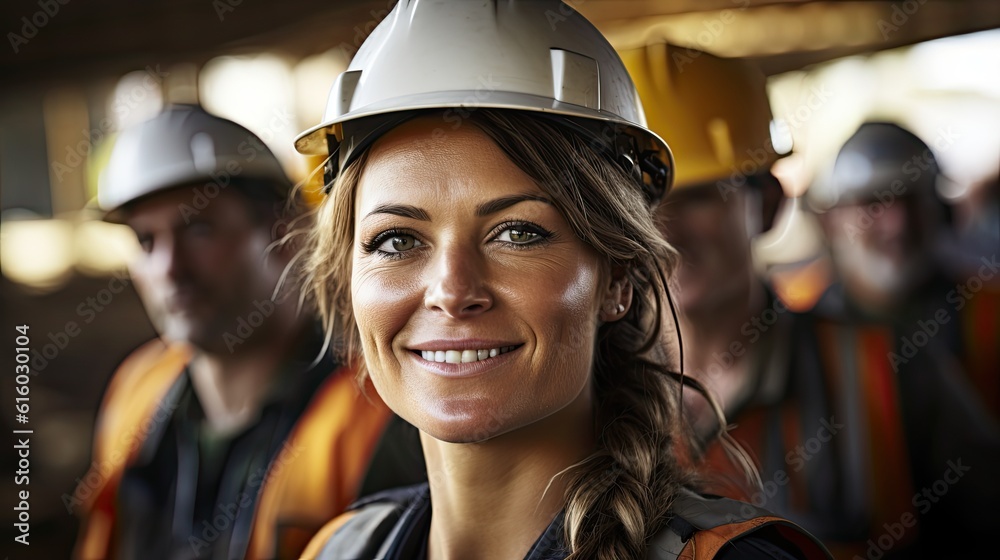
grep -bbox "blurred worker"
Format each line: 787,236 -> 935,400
622,44 -> 1000,558
619,42 -> 787,422
807,122 -> 952,318
950,171 -> 998,263
946,172 -> 1000,415
809,122 -> 1000,419
70,104 -> 416,560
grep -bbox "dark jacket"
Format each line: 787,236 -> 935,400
697,284 -> 1000,558
300,483 -> 832,559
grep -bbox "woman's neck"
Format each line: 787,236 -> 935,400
421,384 -> 595,560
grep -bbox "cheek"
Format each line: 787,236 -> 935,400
554,260 -> 601,320
521,256 -> 601,419
127,261 -> 157,299
826,209 -> 859,243
502,253 -> 602,363
200,233 -> 270,285
351,255 -> 423,361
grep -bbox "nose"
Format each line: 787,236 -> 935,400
870,201 -> 911,241
423,243 -> 493,318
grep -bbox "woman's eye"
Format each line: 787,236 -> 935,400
496,227 -> 542,244
377,234 -> 422,253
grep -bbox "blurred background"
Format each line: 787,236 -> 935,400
1,0 -> 998,557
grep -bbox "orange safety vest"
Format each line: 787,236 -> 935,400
957,286 -> 1000,419
71,339 -> 392,560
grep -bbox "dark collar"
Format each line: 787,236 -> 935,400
362,483 -> 570,559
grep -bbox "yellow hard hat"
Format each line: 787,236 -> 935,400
619,43 -> 782,189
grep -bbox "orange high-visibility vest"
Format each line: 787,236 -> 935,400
957,286 -> 1000,419
72,339 -> 392,560
699,320 -> 919,560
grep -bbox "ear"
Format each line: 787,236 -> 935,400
270,215 -> 290,241
598,266 -> 633,322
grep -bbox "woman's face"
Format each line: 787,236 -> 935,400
351,118 -> 610,443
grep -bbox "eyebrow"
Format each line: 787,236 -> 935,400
363,194 -> 552,222
476,194 -> 551,217
364,204 -> 431,221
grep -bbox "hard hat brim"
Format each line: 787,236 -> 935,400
293,90 -> 671,165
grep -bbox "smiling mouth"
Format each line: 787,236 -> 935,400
411,345 -> 522,364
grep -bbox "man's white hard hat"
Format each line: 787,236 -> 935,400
98,104 -> 291,223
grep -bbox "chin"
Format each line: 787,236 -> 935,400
167,324 -> 221,352
410,403 -> 523,445
424,429 -> 495,445
159,322 -> 192,344
424,424 -> 510,445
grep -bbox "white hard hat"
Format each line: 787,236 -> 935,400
98,104 -> 292,223
294,0 -> 673,202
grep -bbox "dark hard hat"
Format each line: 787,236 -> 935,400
808,121 -> 941,211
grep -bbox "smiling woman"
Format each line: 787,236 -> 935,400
349,116 -> 617,448
292,1 -> 833,559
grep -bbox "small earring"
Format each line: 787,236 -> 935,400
617,304 -> 625,314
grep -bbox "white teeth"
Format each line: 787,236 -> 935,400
418,346 -> 514,363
